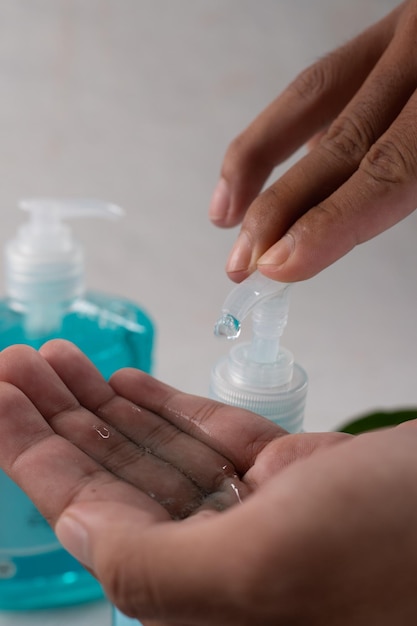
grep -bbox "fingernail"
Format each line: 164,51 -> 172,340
56,513 -> 93,570
226,230 -> 253,274
258,234 -> 294,268
209,177 -> 230,223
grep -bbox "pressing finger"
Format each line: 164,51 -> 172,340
209,6 -> 397,230
226,14 -> 417,282
259,88 -> 417,281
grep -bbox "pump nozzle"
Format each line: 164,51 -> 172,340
214,271 -> 290,364
214,270 -> 288,334
210,271 -> 307,432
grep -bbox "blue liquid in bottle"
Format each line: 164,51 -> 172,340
0,199 -> 155,610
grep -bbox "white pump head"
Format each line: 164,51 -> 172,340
210,270 -> 307,432
5,198 -> 124,333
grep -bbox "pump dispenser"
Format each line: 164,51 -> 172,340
210,271 -> 307,433
5,198 -> 123,337
0,198 -> 155,610
0,198 -> 154,375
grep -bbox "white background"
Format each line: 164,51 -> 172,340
0,0 -> 411,624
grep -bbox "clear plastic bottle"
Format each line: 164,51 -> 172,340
210,271 -> 307,433
0,198 -> 155,610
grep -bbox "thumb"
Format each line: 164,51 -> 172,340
55,501 -> 239,624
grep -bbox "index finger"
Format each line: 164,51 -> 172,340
258,90 -> 417,281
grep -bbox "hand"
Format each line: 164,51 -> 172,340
0,341 -> 417,625
209,0 -> 417,282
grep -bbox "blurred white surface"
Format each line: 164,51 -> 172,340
0,0 -> 410,624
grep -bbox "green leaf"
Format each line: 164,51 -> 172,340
338,408 -> 417,435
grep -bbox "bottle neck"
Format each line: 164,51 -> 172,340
7,290 -> 84,339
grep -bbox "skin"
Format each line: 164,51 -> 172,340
0,340 -> 417,625
1,3 -> 417,624
209,0 -> 417,283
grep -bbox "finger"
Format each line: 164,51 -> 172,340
244,431 -> 351,489
258,88 -> 417,281
0,346 -> 140,496
41,341 -> 251,510
226,16 -> 417,282
3,344 -> 214,517
0,344 -> 82,417
96,393 -> 251,510
55,500 -> 258,623
109,367 -> 283,475
57,428 -> 417,624
0,381 -> 167,528
209,7 -> 398,229
306,128 -> 328,151
37,339 -> 116,413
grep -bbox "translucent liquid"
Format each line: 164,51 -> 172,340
0,291 -> 154,610
214,313 -> 241,340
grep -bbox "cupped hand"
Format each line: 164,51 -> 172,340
1,340 -> 417,625
209,0 -> 417,282
0,339 -> 344,624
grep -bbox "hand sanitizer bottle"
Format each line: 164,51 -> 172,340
0,198 -> 155,610
210,271 -> 307,433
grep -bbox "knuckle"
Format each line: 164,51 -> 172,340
297,199 -> 359,249
223,133 -> 275,192
320,112 -> 374,164
226,132 -> 248,162
258,185 -> 281,212
185,400 -> 223,432
396,4 -> 417,40
289,64 -> 326,103
244,185 -> 288,235
360,136 -> 417,185
240,188 -> 278,232
305,200 -> 348,235
224,132 -> 260,175
289,53 -> 338,102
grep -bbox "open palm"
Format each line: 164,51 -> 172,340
0,340 -> 346,528
7,341 -> 410,626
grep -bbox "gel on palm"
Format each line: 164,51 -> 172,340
210,271 -> 307,432
0,198 -> 155,610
